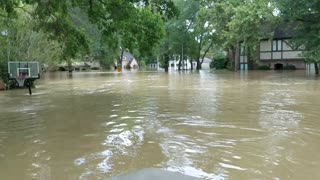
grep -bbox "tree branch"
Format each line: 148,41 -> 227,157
201,40 -> 214,64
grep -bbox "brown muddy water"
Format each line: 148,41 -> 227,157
0,70 -> 320,180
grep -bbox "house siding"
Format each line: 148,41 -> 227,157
260,40 -> 272,52
255,38 -> 305,69
283,40 -> 292,51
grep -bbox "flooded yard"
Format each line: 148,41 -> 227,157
1,70 -> 320,179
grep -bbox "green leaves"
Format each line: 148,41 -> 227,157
0,0 -> 170,69
0,12 -> 63,67
275,0 -> 320,63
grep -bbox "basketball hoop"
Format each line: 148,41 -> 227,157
8,61 -> 40,95
15,75 -> 27,87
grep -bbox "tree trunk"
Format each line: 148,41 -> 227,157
196,47 -> 202,70
227,47 -> 235,70
235,42 -> 240,71
164,54 -> 169,72
196,59 -> 201,70
315,62 -> 319,75
67,60 -> 73,73
190,59 -> 194,70
178,55 -> 182,71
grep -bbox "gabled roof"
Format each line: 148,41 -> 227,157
123,51 -> 135,62
262,22 -> 301,39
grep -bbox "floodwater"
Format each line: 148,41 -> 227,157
1,70 -> 320,180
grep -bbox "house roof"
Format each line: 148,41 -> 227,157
262,22 -> 301,39
123,51 -> 135,62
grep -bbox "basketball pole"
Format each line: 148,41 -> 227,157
28,79 -> 32,95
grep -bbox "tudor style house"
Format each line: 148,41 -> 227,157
238,23 -> 306,70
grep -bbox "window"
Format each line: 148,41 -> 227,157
277,40 -> 282,50
272,40 -> 282,51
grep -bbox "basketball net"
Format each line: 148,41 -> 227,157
15,75 -> 28,87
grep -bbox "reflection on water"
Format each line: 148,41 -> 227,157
1,70 -> 320,179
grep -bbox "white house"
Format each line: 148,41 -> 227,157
169,57 -> 212,71
114,51 -> 139,70
147,61 -> 160,70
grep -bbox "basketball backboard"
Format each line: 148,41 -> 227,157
8,61 -> 40,79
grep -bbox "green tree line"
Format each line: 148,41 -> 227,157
0,0 -> 319,78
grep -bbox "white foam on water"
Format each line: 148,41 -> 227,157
233,156 -> 242,159
110,128 -> 124,133
97,150 -> 113,173
185,149 -> 199,153
32,163 -> 40,168
121,116 -> 145,119
105,122 -> 116,126
110,115 -> 118,118
74,157 -> 86,166
97,158 -> 112,173
118,131 -> 134,146
114,123 -> 127,127
133,128 -> 145,143
100,150 -> 113,157
219,163 -> 246,171
103,131 -> 133,147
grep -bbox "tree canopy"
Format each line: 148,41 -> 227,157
1,0 -> 319,75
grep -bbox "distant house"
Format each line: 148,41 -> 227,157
115,51 -> 139,70
169,57 -> 212,71
237,23 -> 306,70
169,59 -> 195,71
201,57 -> 213,70
147,61 -> 160,70
85,61 -> 101,69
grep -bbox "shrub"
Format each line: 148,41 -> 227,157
91,67 -> 100,70
284,64 -> 296,70
58,67 -> 66,71
210,58 -> 228,69
258,65 -> 271,70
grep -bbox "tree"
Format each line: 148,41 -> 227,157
192,6 -> 218,70
0,7 -> 63,80
275,0 -> 320,74
0,0 -> 170,72
156,0 -> 221,71
0,1 -> 90,72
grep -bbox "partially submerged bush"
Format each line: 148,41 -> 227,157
258,65 -> 271,70
210,58 -> 228,69
91,67 -> 100,70
284,64 -> 296,70
58,67 -> 66,71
